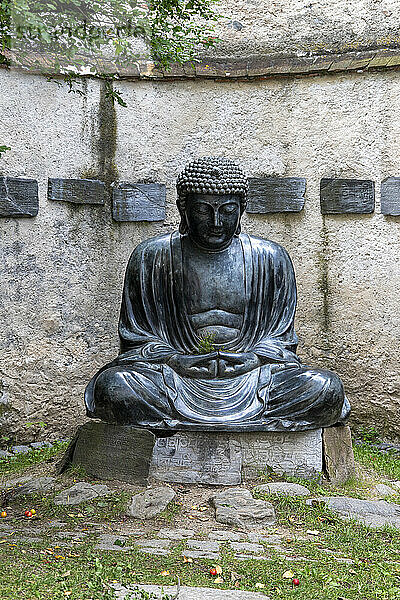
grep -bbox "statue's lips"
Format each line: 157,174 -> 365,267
206,230 -> 224,237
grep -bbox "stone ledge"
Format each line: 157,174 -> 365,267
3,47 -> 400,81
61,422 -> 355,486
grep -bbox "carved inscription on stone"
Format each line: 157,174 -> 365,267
381,177 -> 400,216
247,177 -> 306,213
150,432 -> 242,485
48,178 -> 106,205
150,430 -> 323,484
0,177 -> 39,217
320,179 -> 375,214
112,183 -> 166,222
72,421 -> 155,485
239,429 -> 323,479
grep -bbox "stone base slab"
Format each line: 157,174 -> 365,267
149,429 -> 323,484
60,422 -> 355,486
58,421 -> 155,486
323,426 -> 356,484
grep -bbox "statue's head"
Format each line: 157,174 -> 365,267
176,157 -> 248,251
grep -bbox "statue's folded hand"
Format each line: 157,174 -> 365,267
167,352 -> 219,379
217,351 -> 261,378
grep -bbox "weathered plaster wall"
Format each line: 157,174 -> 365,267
1,65 -> 400,441
214,0 -> 400,57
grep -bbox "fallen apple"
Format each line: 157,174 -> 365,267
292,578 -> 300,587
0,511 -> 7,518
209,568 -> 217,576
24,510 -> 32,518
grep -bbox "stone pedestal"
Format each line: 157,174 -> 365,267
150,429 -> 323,484
60,422 -> 355,485
149,433 -> 243,485
323,426 -> 355,484
58,421 -> 155,485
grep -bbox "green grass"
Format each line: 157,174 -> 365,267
1,514 -> 400,600
36,489 -> 132,523
0,440 -> 400,599
157,501 -> 183,524
0,441 -> 69,476
353,443 -> 400,480
1,491 -> 400,599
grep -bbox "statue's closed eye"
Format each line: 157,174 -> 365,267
221,204 -> 237,214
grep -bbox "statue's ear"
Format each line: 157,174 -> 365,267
179,216 -> 188,234
177,193 -> 188,234
235,202 -> 245,235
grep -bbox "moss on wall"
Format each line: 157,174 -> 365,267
317,217 -> 330,342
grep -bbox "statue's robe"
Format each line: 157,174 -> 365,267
85,232 -> 350,431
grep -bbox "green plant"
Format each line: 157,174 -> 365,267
196,331 -> 217,354
0,1 -> 222,84
0,440 -> 68,474
0,434 -> 12,449
0,145 -> 11,157
24,421 -> 47,429
353,442 -> 400,480
157,500 -> 182,523
65,462 -> 88,478
358,426 -> 380,444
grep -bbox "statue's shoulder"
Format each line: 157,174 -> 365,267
130,232 -> 173,259
243,233 -> 291,260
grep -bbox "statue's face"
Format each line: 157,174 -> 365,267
185,193 -> 242,251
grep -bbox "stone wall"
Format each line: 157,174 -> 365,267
214,0 -> 400,58
1,1 -> 400,442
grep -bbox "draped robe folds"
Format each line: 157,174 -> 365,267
85,232 -> 350,431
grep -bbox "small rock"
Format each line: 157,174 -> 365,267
234,553 -> 269,561
111,585 -> 270,600
3,477 -> 56,496
136,538 -> 171,556
0,450 -> 12,458
30,442 -> 53,449
54,482 -> 111,505
211,488 -> 276,530
208,530 -> 247,542
95,534 -> 132,551
186,540 -> 220,552
138,538 -> 171,548
15,535 -> 44,543
373,484 -> 397,496
157,528 -> 195,540
54,531 -> 87,540
230,542 -> 264,553
182,550 -> 220,560
138,547 -> 171,556
11,445 -> 31,455
247,533 -> 283,546
254,482 -> 310,497
127,486 -> 176,519
1,476 -> 30,489
307,496 -> 400,528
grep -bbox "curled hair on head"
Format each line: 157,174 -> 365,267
176,156 -> 248,235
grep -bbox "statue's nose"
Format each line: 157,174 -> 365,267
213,210 -> 222,227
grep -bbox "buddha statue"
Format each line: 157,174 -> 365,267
85,157 -> 350,431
